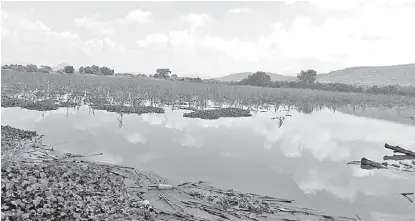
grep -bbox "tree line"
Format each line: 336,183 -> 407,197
2,64 -> 53,73
237,70 -> 415,97
79,65 -> 114,76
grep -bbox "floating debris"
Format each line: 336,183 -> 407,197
347,143 -> 415,204
2,125 -> 357,221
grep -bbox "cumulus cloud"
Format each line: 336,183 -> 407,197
137,33 -> 169,48
124,132 -> 147,144
297,168 -> 358,200
180,13 -> 211,32
3,2 -> 415,76
74,9 -> 150,35
134,2 -> 415,67
74,14 -> 115,35
126,9 -> 151,23
83,37 -> 126,54
19,19 -> 79,40
228,7 -> 252,14
306,0 -> 415,10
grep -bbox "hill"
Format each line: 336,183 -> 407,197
317,64 -> 415,86
215,72 -> 297,82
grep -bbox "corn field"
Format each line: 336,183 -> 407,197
2,70 -> 415,112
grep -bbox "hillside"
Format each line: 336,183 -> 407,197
317,64 -> 415,86
215,72 -> 297,82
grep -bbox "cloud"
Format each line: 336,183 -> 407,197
74,14 -> 115,35
200,36 -> 263,62
83,37 -> 125,54
20,19 -> 79,40
200,2 -> 415,66
228,7 -> 252,14
74,9 -> 150,35
179,130 -> 203,148
124,132 -> 147,144
306,0 -> 415,10
169,30 -> 194,48
126,9 -> 151,24
306,0 -> 359,10
137,33 -> 169,48
297,168 -> 358,200
180,13 -> 211,32
3,2 -> 415,76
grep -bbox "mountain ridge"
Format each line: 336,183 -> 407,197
214,64 -> 415,86
214,72 -> 297,82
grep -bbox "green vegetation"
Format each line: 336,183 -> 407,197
2,70 -> 415,115
64,66 -> 74,74
2,64 -> 49,73
39,65 -> 53,73
183,108 -> 252,119
297,69 -> 317,83
79,65 -> 114,75
154,68 -> 171,79
239,71 -> 271,87
237,70 -> 415,97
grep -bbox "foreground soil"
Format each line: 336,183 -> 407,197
1,125 -> 357,221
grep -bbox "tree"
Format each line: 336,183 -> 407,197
79,66 -> 84,74
64,66 -> 74,74
39,65 -> 52,73
155,68 -> 171,78
297,69 -> 317,83
240,71 -> 271,87
171,74 -> 178,78
100,66 -> 114,76
25,64 -> 38,72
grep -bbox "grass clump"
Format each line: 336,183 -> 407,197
91,104 -> 165,115
183,107 -> 252,119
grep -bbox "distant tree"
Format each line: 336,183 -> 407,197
171,74 -> 178,78
191,77 -> 202,83
240,71 -> 271,87
5,64 -> 25,71
137,74 -> 147,78
39,65 -> 52,73
297,69 -> 317,83
155,68 -> 171,78
25,64 -> 38,72
64,66 -> 74,74
100,66 -> 114,76
79,66 -> 84,74
90,65 -> 100,75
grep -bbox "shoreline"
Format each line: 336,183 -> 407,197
1,125 -> 357,221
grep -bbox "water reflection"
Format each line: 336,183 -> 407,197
1,106 -> 415,220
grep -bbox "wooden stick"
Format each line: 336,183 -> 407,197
400,192 -> 414,203
384,155 -> 415,161
385,143 -> 415,157
159,192 -> 175,210
360,158 -> 385,169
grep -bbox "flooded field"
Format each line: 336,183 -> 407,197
2,105 -> 415,221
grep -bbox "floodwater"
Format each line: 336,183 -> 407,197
2,106 -> 415,221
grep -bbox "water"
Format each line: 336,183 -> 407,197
2,106 -> 415,220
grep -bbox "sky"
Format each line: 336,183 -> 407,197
1,0 -> 415,78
